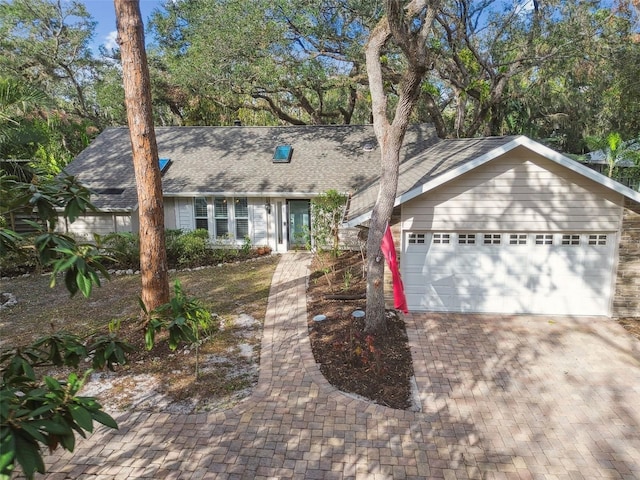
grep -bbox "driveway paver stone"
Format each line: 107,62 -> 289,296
35,253 -> 640,479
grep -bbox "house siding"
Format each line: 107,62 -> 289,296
163,198 -> 177,230
58,212 -> 132,239
613,199 -> 640,317
249,198 -> 268,246
402,148 -> 623,232
175,198 -> 195,231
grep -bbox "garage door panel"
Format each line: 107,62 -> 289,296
407,292 -> 451,311
403,231 -> 615,316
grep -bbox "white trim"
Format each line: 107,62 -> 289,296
162,191 -> 346,199
346,136 -> 640,227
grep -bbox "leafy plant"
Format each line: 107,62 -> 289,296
241,235 -> 252,256
310,189 -> 347,256
101,232 -> 140,270
49,243 -> 111,298
174,229 -> 211,267
87,320 -> 136,371
143,280 -> 217,378
0,325 -> 131,479
342,267 -> 353,291
0,371 -> 117,479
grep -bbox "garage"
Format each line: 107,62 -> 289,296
346,135 -> 640,318
402,231 -> 617,316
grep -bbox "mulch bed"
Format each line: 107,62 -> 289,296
306,251 -> 414,410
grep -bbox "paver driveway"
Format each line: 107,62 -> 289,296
39,253 -> 640,479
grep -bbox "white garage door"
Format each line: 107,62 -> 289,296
403,232 -> 616,316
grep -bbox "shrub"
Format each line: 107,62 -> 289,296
101,232 -> 140,270
174,229 -> 211,267
143,280 -> 217,378
0,322 -> 132,479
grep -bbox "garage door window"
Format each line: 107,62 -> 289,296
433,233 -> 450,244
458,234 -> 476,244
535,234 -> 553,245
509,234 -> 527,245
483,234 -> 501,245
588,234 -> 607,245
408,233 -> 426,244
562,234 -> 580,245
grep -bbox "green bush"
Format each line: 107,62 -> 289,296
0,324 -> 132,479
143,280 -> 217,378
174,229 -> 211,267
101,232 -> 140,270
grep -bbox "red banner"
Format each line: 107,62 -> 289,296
380,224 -> 408,313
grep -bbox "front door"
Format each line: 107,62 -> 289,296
288,200 -> 310,248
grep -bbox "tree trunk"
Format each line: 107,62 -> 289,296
114,0 -> 170,313
364,129 -> 405,333
363,0 -> 439,334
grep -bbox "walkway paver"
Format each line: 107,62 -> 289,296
39,253 -> 640,479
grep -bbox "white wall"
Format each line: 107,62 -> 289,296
402,148 -> 625,232
58,212 -> 133,239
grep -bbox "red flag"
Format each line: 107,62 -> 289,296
380,224 -> 408,314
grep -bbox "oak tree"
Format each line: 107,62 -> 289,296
364,0 -> 440,333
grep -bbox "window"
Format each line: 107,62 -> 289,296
273,145 -> 293,163
588,234 -> 607,245
194,197 -> 209,231
433,233 -> 450,244
458,234 -> 476,245
562,234 -> 580,246
408,233 -> 426,244
159,158 -> 171,173
235,197 -> 249,239
214,197 -> 228,237
509,234 -> 527,245
483,234 -> 501,245
535,234 -> 553,245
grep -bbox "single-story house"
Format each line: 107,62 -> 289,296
62,124 -> 640,318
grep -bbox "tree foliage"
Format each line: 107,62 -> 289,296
0,168 -> 124,479
147,0 -> 379,125
1,0 -> 638,158
0,0 -> 101,120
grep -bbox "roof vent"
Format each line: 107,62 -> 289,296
273,145 -> 293,163
96,188 -> 124,195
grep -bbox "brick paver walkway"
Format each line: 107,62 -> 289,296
40,253 -> 640,479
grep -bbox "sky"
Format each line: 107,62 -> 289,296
80,0 -> 166,52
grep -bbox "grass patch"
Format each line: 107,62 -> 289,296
0,255 -> 280,413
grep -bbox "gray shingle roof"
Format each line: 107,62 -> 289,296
345,136 -> 518,223
64,124 -> 438,211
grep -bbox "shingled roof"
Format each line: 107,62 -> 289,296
345,136 -> 517,224
63,124 -> 438,211
345,135 -> 640,226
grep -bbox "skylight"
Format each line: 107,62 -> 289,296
273,145 -> 293,163
159,158 -> 171,173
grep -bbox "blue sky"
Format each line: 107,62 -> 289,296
80,0 -> 165,52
